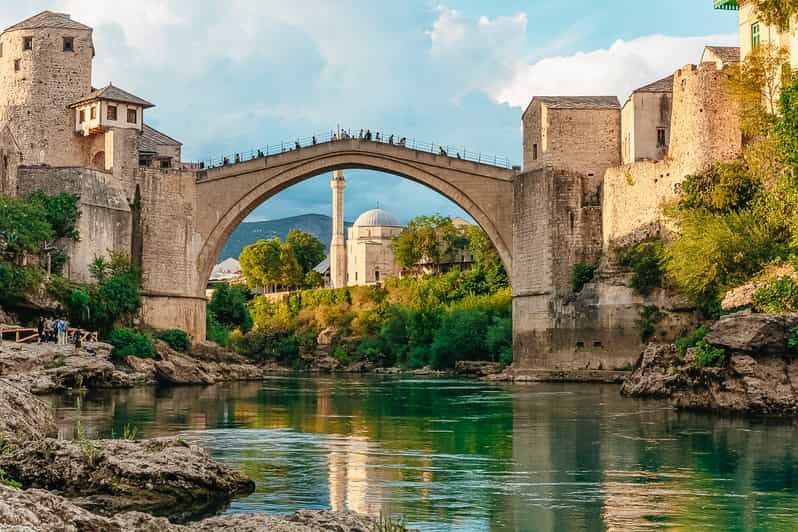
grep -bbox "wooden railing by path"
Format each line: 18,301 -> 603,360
0,325 -> 38,343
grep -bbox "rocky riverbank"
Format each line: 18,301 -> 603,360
0,378 -> 379,531
0,339 -> 270,394
621,311 -> 798,415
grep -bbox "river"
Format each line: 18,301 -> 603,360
47,376 -> 798,531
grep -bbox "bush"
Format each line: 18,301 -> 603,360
429,308 -> 491,369
572,263 -> 595,293
206,310 -> 231,347
692,340 -> 727,368
752,276 -> 798,313
675,325 -> 708,356
485,316 -> 512,365
789,326 -> 798,352
208,284 -> 252,332
109,328 -> 155,361
619,241 -> 665,296
637,305 -> 664,343
158,329 -> 190,352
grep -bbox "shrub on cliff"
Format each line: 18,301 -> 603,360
429,308 -> 491,369
158,329 -> 190,352
110,328 -> 155,361
675,326 -> 708,356
752,276 -> 798,313
571,263 -> 595,293
619,241 -> 665,296
208,284 -> 252,332
691,341 -> 727,368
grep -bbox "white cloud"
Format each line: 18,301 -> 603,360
495,33 -> 739,107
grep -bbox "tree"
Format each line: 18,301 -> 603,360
208,283 -> 252,331
0,196 -> 53,257
286,229 -> 325,274
240,238 -> 283,288
29,192 -> 80,241
754,0 -> 798,29
392,215 -> 468,273
728,44 -> 790,134
467,226 -> 508,291
278,241 -> 303,288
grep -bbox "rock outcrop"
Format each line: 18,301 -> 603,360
454,360 -> 504,377
621,343 -> 798,415
0,485 -> 379,531
0,436 -> 255,519
0,378 -> 57,440
154,341 -> 264,385
703,311 -> 798,355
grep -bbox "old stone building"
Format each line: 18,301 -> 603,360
0,10 -> 184,282
345,208 -> 404,286
621,76 -> 673,164
715,0 -> 798,66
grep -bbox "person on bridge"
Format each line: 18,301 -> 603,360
365,130 -> 372,140
439,147 -> 447,156
312,135 -> 317,145
376,132 -> 381,142
388,134 -> 394,145
257,149 -> 264,158
399,137 -> 406,146
359,129 -> 363,139
234,153 -> 241,164
295,140 -> 301,150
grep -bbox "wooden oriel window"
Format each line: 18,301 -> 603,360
90,106 -> 97,120
127,108 -> 137,124
107,105 -> 117,121
79,109 -> 85,123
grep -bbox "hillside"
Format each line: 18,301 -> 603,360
218,214 -> 353,261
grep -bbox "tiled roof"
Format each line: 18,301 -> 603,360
313,257 -> 330,274
140,124 -> 182,154
535,96 -> 621,110
634,75 -> 674,93
4,11 -> 91,33
704,46 -> 741,64
69,84 -> 154,109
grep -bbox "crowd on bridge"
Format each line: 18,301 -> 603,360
205,126 -> 500,170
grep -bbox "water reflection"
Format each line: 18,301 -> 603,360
48,376 -> 798,531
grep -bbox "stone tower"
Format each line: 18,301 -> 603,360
330,170 -> 347,288
0,11 -> 94,167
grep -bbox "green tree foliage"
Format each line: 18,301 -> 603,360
691,341 -> 727,368
239,237 -> 303,289
619,241 -> 666,296
0,195 -> 52,256
0,262 -> 40,303
208,283 -> 252,332
571,263 -> 595,293
392,215 -> 468,272
286,229 -> 326,274
429,308 -> 492,369
206,309 -> 231,347
467,226 -> 509,291
679,163 -> 761,214
158,329 -> 191,352
303,270 -> 324,289
28,192 -> 80,241
109,328 -> 155,361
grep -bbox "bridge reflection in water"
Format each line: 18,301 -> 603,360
47,377 -> 798,531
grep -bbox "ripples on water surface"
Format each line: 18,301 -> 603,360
49,376 -> 798,531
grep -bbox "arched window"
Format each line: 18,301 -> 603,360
92,151 -> 105,170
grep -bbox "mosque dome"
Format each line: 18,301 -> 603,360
352,208 -> 402,227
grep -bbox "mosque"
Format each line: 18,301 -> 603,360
328,170 -> 404,288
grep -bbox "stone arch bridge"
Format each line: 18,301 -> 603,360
138,138 -> 517,341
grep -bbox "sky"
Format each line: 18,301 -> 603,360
0,1 -> 739,223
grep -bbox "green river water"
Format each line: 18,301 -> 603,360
48,376 -> 798,531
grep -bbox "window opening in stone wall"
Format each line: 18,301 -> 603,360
127,108 -> 137,124
532,143 -> 538,160
63,37 -> 74,52
23,37 -> 32,51
79,109 -> 85,123
751,22 -> 761,49
90,106 -> 96,120
160,159 -> 171,169
107,105 -> 117,121
657,128 -> 667,147
14,59 -> 20,72
3,155 -> 7,171
375,270 -> 380,281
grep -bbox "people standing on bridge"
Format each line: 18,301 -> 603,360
223,156 -> 229,166
295,140 -> 301,150
359,129 -> 363,139
388,134 -> 394,145
234,153 -> 241,164
456,152 -> 461,159
331,132 -> 338,142
312,135 -> 317,145
439,147 -> 447,156
365,129 -> 372,141
376,132 -> 381,142
257,149 -> 264,158
399,137 -> 406,146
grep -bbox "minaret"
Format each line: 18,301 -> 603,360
330,170 -> 347,288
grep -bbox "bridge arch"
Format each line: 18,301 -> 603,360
193,139 -> 516,296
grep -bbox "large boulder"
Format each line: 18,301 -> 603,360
0,437 -> 255,519
155,341 -> 263,385
0,485 -> 181,532
622,343 -> 798,415
0,378 -> 56,440
704,311 -> 798,355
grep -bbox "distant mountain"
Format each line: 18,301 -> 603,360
217,213 -> 353,261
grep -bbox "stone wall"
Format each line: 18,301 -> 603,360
16,166 -> 131,283
603,63 -> 741,251
137,167 -> 206,338
0,25 -> 93,167
0,124 -> 20,196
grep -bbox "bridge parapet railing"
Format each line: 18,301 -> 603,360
195,129 -> 513,174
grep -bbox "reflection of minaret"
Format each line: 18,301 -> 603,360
330,170 -> 347,288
